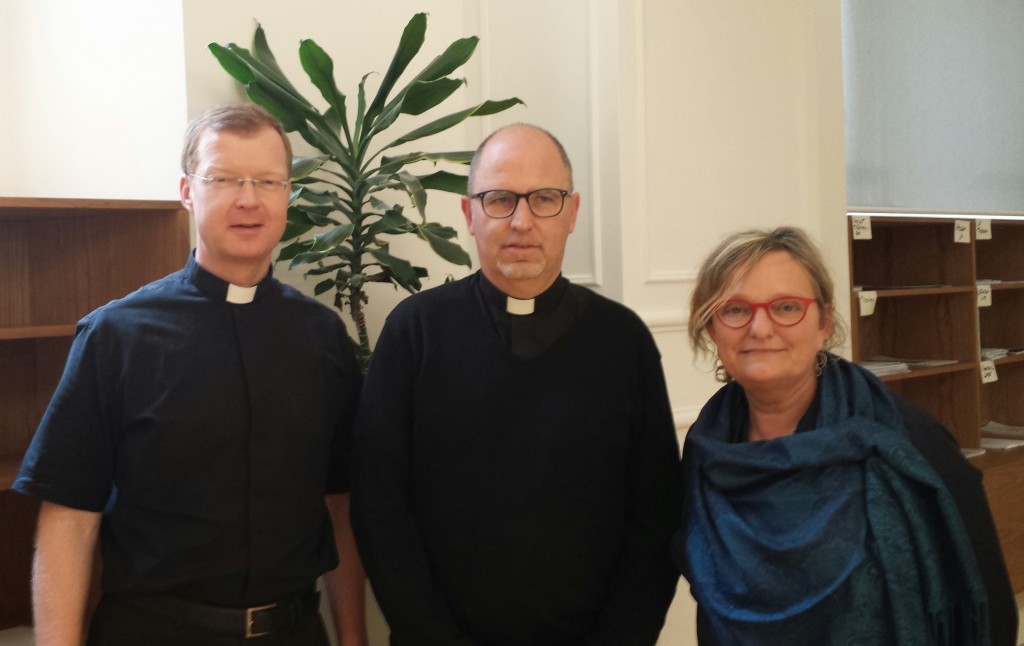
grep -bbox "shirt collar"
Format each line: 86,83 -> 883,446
476,271 -> 569,316
185,251 -> 273,304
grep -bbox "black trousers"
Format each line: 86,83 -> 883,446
86,594 -> 331,646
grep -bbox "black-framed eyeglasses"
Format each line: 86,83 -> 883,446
187,173 -> 290,194
715,296 -> 817,328
470,188 -> 570,219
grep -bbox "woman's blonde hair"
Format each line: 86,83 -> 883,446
688,226 -> 847,362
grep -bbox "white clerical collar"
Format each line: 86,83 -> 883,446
506,296 -> 535,316
226,283 -> 258,304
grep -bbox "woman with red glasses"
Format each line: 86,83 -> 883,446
676,226 -> 1016,646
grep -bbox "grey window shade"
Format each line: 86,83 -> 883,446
842,0 -> 1024,213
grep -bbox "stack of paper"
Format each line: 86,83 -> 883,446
870,355 -> 959,368
981,348 -> 1009,360
859,360 -> 910,376
980,420 -> 1024,439
980,421 -> 1024,450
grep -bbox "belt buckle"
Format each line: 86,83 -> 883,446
245,603 -> 277,639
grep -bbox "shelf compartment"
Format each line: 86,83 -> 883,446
0,204 -> 188,329
883,369 -> 981,449
0,337 -> 72,464
851,290 -> 979,365
980,288 -> 1024,353
977,221 -> 1024,282
849,217 -> 975,289
982,360 -> 1024,428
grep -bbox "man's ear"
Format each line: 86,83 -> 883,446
180,175 -> 193,211
461,195 -> 475,236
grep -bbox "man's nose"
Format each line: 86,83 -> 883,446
509,196 -> 534,229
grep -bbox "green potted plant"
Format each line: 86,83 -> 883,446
210,13 -> 523,368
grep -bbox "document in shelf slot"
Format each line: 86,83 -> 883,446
980,420 -> 1024,440
981,348 -> 1009,360
854,284 -> 950,291
980,437 -> 1024,450
960,448 -> 986,459
869,355 -> 958,368
858,360 -> 910,376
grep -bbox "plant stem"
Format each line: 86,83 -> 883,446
342,285 -> 372,372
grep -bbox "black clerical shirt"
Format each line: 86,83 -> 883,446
15,254 -> 361,606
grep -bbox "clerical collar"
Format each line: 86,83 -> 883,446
185,252 -> 273,304
476,271 -> 569,316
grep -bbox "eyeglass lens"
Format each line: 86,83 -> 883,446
479,189 -> 566,218
717,298 -> 811,328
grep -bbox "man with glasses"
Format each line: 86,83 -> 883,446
15,104 -> 366,645
352,124 -> 680,644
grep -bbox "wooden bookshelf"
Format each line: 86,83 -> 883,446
0,197 -> 189,629
849,214 -> 1024,593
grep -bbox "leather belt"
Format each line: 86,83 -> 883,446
114,588 -> 320,639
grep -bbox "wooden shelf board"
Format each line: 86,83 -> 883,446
993,355 -> 1024,367
988,281 -> 1024,291
969,446 -> 1024,471
858,286 -> 976,298
877,362 -> 976,382
0,325 -> 76,341
0,197 -> 184,221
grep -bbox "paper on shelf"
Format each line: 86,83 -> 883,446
980,420 -> 1024,440
980,437 -> 1024,450
870,355 -> 958,367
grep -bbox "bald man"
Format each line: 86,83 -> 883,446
352,124 -> 680,645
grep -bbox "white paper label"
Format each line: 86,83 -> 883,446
954,219 -> 971,244
976,219 -> 992,240
858,291 -> 878,317
981,360 -> 998,384
851,216 -> 872,240
977,284 -> 993,307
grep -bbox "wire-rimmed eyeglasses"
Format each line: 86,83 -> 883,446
715,296 -> 817,328
470,188 -> 570,219
187,173 -> 290,194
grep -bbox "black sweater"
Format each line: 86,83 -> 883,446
352,273 -> 681,645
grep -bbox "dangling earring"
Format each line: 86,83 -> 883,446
815,349 -> 828,377
715,357 -> 730,383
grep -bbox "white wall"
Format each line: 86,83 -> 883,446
0,0 -> 186,200
2,2 -> 850,644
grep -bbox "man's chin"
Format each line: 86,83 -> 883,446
497,262 -> 544,280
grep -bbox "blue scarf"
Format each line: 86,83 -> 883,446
680,357 -> 989,645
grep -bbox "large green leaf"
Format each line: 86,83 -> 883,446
375,150 -> 472,177
282,220 -> 315,241
396,171 -> 428,220
368,249 -> 423,293
370,37 -> 478,135
411,36 -> 477,82
364,13 -> 426,130
418,223 -> 472,267
250,24 -> 306,98
208,43 -> 257,84
222,41 -> 311,108
299,39 -> 348,129
309,222 -> 355,253
384,98 -> 524,150
292,156 -> 329,180
418,170 -> 468,195
313,277 -> 336,296
277,239 -> 313,262
401,78 -> 466,116
366,205 -> 414,236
